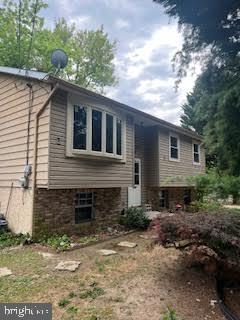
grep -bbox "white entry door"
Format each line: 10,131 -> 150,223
128,158 -> 141,207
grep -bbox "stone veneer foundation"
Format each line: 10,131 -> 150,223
33,187 -> 121,237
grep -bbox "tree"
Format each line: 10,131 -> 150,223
0,1 -> 117,92
153,0 -> 240,81
180,62 -> 240,175
0,0 -> 47,68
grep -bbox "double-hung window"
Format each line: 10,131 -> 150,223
193,143 -> 200,164
67,97 -> 125,160
169,134 -> 180,161
75,192 -> 93,223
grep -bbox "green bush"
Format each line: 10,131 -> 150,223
120,207 -> 150,230
189,170 -> 240,204
187,200 -> 222,213
39,234 -> 71,250
0,230 -> 31,249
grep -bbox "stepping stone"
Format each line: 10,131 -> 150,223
0,267 -> 12,277
139,234 -> 158,240
117,241 -> 137,248
98,249 -> 118,256
55,260 -> 81,272
38,252 -> 56,259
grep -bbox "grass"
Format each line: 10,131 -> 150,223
0,233 -> 219,320
226,208 -> 240,214
79,282 -> 105,300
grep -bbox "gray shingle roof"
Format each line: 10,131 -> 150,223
0,66 -> 48,80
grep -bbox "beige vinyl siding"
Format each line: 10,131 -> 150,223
159,127 -> 205,187
48,90 -> 134,189
145,126 -> 159,187
0,74 -> 51,188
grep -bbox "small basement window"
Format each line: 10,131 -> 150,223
75,192 -> 94,223
159,190 -> 169,208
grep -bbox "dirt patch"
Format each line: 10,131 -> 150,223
0,232 -> 230,319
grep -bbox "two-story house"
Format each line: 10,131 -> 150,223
0,66 -> 205,236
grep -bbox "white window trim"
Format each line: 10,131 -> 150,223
192,141 -> 201,165
66,95 -> 126,161
169,133 -> 180,162
75,192 -> 94,223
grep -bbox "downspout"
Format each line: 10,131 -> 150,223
31,83 -> 59,237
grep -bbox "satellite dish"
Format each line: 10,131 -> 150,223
51,49 -> 68,70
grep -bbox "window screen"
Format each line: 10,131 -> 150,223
75,192 -> 93,223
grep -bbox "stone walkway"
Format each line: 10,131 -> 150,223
37,238 -> 140,272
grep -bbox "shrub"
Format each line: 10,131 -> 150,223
120,207 -> 150,230
189,170 -> 240,203
154,211 -> 240,273
187,200 -> 221,213
39,234 -> 71,250
0,230 -> 31,249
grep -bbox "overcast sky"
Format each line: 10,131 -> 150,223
43,0 -> 197,125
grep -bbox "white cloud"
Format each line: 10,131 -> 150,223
46,0 -> 200,125
135,78 -> 175,95
115,19 -> 129,29
69,16 -> 91,28
125,24 -> 182,79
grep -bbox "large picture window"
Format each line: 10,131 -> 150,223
68,99 -> 125,160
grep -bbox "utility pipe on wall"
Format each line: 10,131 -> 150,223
31,82 -> 59,236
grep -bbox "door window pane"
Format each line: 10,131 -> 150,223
135,162 -> 139,174
135,174 -> 140,185
134,161 -> 140,185
117,119 -> 122,155
73,105 -> 87,150
106,114 -> 113,153
92,110 -> 102,151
